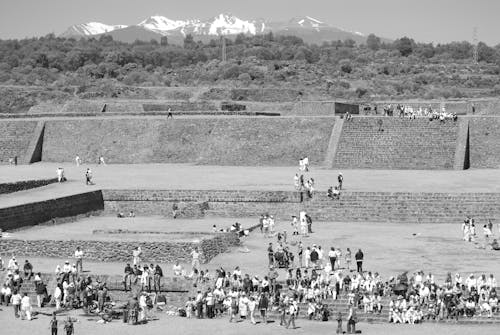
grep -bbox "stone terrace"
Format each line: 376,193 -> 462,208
333,117 -> 459,169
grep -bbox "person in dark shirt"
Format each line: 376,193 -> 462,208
355,249 -> 364,273
258,292 -> 269,324
123,263 -> 134,291
154,264 -> 164,293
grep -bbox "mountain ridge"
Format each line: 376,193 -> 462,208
60,14 -> 374,44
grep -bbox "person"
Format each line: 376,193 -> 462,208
172,203 -> 179,219
306,214 -> 313,234
23,259 -> 33,280
336,311 -> 343,334
50,313 -> 59,335
267,243 -> 274,267
20,292 -> 32,320
338,173 -> 343,190
347,303 -> 357,334
258,292 -> 269,324
291,216 -> 299,235
191,248 -> 200,271
286,298 -> 297,329
98,156 -> 106,165
56,168 -> 65,182
11,289 -> 22,318
294,174 -> 300,190
85,168 -> 93,185
248,296 -> 257,324
132,247 -> 142,266
63,316 -> 74,335
345,248 -> 352,271
173,261 -> 183,276
75,155 -> 81,166
297,241 -> 303,268
74,247 -> 83,273
491,239 -> 500,250
153,264 -> 163,293
355,249 -> 364,273
329,247 -> 337,271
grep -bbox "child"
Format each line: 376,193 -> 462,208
50,313 -> 58,335
185,297 -> 193,318
63,317 -> 74,335
336,311 -> 343,334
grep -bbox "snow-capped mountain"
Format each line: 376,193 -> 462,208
60,13 -> 371,44
138,15 -> 188,34
61,22 -> 127,37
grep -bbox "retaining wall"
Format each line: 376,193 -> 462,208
0,120 -> 38,164
41,117 -> 335,165
0,191 -> 104,231
0,178 -> 58,195
0,232 -> 239,263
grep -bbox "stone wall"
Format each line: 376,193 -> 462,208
103,189 -> 500,224
0,191 -> 104,231
0,120 -> 38,164
332,117 -> 459,169
0,232 -> 240,263
41,117 -> 335,165
0,178 -> 58,195
469,117 -> 500,168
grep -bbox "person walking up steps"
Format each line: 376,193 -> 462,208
355,249 -> 364,273
338,172 -> 343,190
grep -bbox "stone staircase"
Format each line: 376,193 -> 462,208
0,120 -> 38,164
332,117 -> 459,169
300,192 -> 500,223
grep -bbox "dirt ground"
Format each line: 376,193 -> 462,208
0,308 -> 497,335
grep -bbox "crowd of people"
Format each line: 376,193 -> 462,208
462,216 -> 500,250
388,271 -> 498,323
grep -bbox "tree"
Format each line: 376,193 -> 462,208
339,59 -> 353,73
366,34 -> 381,51
343,39 -> 356,48
394,37 -> 414,57
183,34 -> 196,49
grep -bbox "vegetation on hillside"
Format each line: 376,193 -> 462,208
0,33 -> 499,106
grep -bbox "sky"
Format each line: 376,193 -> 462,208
0,0 -> 499,45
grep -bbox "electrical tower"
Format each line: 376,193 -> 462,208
473,27 -> 479,64
221,36 -> 227,62
217,28 -> 227,62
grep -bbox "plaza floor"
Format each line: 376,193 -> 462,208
5,217 -> 499,283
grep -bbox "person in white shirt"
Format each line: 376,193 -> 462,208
173,261 -> 183,276
74,247 -> 84,273
75,155 -> 82,166
8,257 -> 17,271
62,261 -> 71,274
99,156 -> 106,165
133,247 -> 142,266
191,248 -> 200,271
54,285 -> 62,310
304,247 -> 311,268
56,168 -> 64,182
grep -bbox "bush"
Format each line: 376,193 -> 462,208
339,60 -> 353,74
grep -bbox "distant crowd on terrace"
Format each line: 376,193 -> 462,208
359,104 -> 459,121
